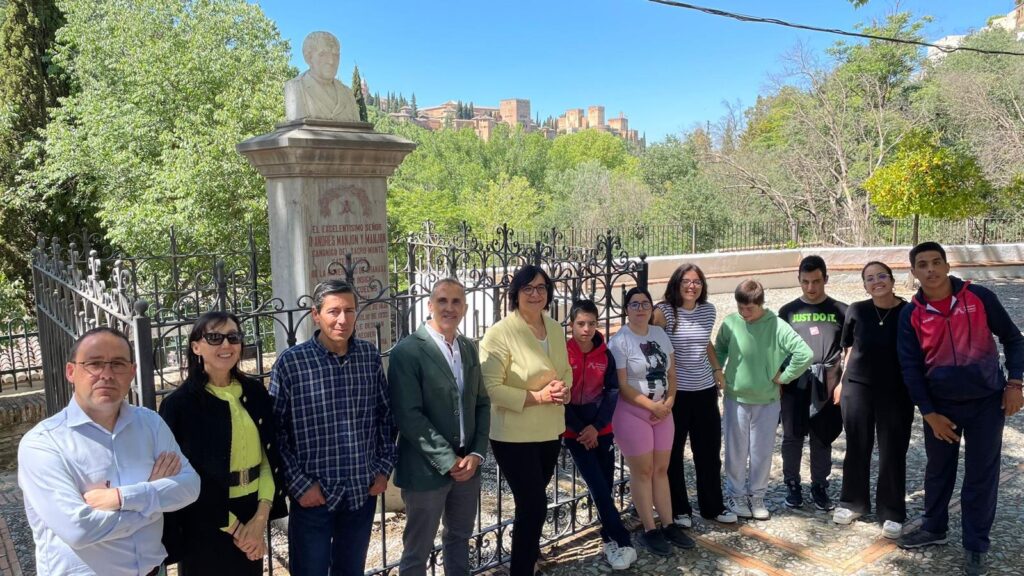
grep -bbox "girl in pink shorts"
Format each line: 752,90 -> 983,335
608,288 -> 694,556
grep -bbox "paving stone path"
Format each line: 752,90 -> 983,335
2,280 -> 1023,576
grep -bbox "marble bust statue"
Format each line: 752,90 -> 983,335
284,31 -> 360,122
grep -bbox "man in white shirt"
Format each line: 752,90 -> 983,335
388,278 -> 490,576
18,327 -> 200,576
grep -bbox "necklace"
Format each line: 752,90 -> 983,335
874,303 -> 896,325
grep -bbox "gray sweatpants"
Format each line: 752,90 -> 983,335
723,396 -> 781,499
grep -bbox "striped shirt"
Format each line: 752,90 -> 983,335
270,332 -> 398,512
656,301 -> 717,392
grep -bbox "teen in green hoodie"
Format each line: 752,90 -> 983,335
715,280 -> 813,521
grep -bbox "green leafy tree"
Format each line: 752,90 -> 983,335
0,0 -> 70,288
546,129 -> 639,176
639,134 -> 699,195
461,173 -> 543,236
351,65 -> 367,122
865,131 -> 992,245
22,0 -> 293,259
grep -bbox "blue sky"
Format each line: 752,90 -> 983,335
256,0 -> 1016,142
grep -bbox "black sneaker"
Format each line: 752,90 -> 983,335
811,483 -> 834,511
897,529 -> 949,550
965,550 -> 988,576
784,480 -> 803,508
638,528 -> 673,557
662,524 -> 696,549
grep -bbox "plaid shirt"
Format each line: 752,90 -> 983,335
270,332 -> 397,511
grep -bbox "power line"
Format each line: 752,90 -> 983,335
648,0 -> 1024,57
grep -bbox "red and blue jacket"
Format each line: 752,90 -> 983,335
897,276 -> 1024,415
563,332 -> 618,439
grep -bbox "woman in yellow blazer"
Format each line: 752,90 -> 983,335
480,264 -> 572,576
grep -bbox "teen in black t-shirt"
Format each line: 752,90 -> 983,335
778,256 -> 848,511
832,261 -> 913,540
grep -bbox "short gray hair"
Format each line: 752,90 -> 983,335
312,279 -> 357,311
430,278 -> 466,298
302,31 -> 340,64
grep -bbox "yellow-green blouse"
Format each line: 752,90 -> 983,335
205,381 -> 274,530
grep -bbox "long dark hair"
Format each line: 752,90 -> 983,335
664,263 -> 708,308
183,311 -> 257,393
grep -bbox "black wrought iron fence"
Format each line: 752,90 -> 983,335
31,223 -> 649,576
516,217 -> 1024,257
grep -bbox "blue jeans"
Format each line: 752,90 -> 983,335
288,495 -> 376,576
564,435 -> 631,547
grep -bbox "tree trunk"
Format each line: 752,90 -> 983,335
912,214 -> 920,246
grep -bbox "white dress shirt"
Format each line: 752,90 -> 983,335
424,322 -> 467,448
18,399 -> 200,576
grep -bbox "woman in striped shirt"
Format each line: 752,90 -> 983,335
653,263 -> 737,527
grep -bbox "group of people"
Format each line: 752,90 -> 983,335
16,241 -> 1023,576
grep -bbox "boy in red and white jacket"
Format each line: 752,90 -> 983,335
564,300 -> 635,571
896,242 -> 1024,576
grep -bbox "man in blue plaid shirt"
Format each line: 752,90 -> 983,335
270,280 -> 397,576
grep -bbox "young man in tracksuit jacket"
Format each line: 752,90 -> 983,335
564,300 -> 636,571
896,242 -> 1024,576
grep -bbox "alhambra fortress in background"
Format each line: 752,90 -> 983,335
387,97 -> 645,146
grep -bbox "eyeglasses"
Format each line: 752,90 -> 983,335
628,301 -> 653,311
864,273 -> 891,283
683,280 -> 703,287
201,332 -> 245,346
75,360 -> 134,376
520,284 -> 548,296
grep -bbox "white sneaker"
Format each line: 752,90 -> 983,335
749,496 -> 770,520
832,507 -> 862,525
618,545 -> 637,568
715,509 -> 738,523
726,495 -> 752,518
603,541 -> 629,570
882,520 -> 903,539
673,513 -> 693,528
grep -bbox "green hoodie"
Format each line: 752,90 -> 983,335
715,309 -> 813,405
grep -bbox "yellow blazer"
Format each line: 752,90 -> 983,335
480,310 -> 573,442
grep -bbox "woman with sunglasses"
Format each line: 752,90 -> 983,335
480,265 -> 572,576
160,311 -> 287,575
609,287 -> 694,556
831,262 -> 912,540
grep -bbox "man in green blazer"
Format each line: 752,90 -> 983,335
388,278 -> 490,576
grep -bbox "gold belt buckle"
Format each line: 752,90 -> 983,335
238,468 -> 251,486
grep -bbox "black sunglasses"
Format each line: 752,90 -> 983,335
201,331 -> 245,346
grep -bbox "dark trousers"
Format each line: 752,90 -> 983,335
491,439 -> 561,576
838,379 -> 914,522
564,434 -> 631,547
781,385 -> 839,487
400,474 -> 481,576
287,495 -> 376,576
178,493 -> 262,576
667,386 -> 727,518
922,393 -> 1005,553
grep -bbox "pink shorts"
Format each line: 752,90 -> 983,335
611,399 -> 675,457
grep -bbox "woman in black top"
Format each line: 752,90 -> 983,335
832,262 -> 912,539
160,311 -> 288,575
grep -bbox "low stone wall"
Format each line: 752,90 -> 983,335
0,391 -> 46,470
646,243 -> 1024,297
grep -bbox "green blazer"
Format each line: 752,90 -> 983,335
388,324 -> 491,491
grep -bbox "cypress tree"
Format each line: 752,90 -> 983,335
351,64 -> 367,121
410,92 -> 417,116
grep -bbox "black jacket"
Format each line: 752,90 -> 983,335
159,375 -> 288,564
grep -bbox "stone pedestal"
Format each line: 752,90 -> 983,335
238,120 -> 416,350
